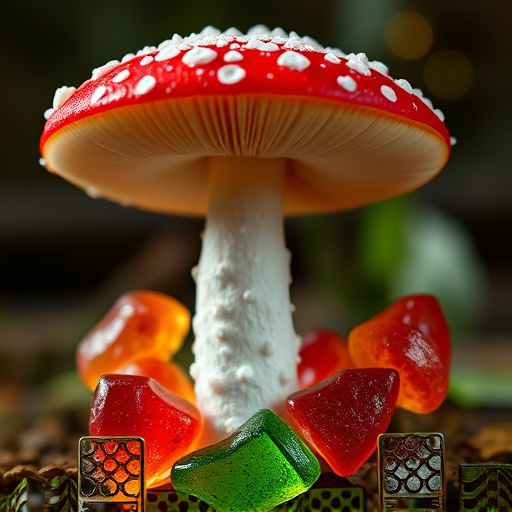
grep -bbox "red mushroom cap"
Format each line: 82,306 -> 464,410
40,26 -> 451,216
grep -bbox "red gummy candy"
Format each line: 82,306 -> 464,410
287,368 -> 399,476
370,294 -> 451,368
298,330 -> 353,388
348,305 -> 449,414
89,374 -> 201,488
77,291 -> 190,390
118,358 -> 196,404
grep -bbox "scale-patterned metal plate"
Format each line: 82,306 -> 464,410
78,436 -> 145,511
378,433 -> 445,511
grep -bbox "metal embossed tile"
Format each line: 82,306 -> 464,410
146,488 -> 214,512
78,436 -> 145,511
459,464 -> 512,512
378,433 -> 445,511
145,486 -> 364,512
304,487 -> 364,512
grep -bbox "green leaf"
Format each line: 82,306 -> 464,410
0,478 -> 28,512
43,476 -> 78,512
449,369 -> 512,408
355,197 -> 409,287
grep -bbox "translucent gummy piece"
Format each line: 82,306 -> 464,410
172,410 -> 320,511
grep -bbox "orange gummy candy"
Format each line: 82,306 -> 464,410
118,358 -> 196,404
348,321 -> 448,414
77,291 -> 190,390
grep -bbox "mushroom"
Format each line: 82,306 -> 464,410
40,25 -> 452,443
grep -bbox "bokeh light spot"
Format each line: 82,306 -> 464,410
385,11 -> 434,60
424,49 -> 474,100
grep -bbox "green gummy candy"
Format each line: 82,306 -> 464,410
171,409 -> 320,512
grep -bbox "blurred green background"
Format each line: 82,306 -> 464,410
1,0 -> 511,434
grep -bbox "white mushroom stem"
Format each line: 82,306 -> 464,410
192,156 -> 300,443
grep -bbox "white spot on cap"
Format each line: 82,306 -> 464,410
155,47 -> 180,62
244,39 -> 279,52
277,51 -> 311,71
434,108 -> 445,122
301,35 -> 322,49
137,45 -> 157,56
52,86 -> 76,109
326,46 -> 346,58
346,53 -> 371,75
112,69 -> 130,83
224,50 -> 244,62
39,158 -> 47,167
450,136 -> 457,146
247,24 -> 271,37
224,27 -> 243,37
271,27 -> 288,38
135,75 -> 156,95
43,108 -> 54,120
417,93 -> 434,109
381,84 -> 397,102
217,64 -> 246,84
140,55 -> 154,66
91,60 -> 120,80
422,97 -> 434,110
182,47 -> 217,67
91,85 -> 107,104
395,78 -> 413,93
200,26 -> 221,37
158,39 -> 172,49
369,60 -> 389,75
324,52 -> 341,64
169,33 -> 183,45
337,75 -> 357,92
122,53 -> 135,63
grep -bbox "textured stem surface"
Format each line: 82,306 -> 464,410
191,156 -> 299,443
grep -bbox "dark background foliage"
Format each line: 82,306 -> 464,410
1,0 -> 511,424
